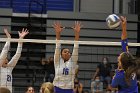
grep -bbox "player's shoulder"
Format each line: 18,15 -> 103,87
115,69 -> 125,77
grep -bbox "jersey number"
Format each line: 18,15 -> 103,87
62,68 -> 69,75
7,75 -> 11,82
131,73 -> 136,80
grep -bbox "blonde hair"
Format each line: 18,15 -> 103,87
0,87 -> 11,93
41,82 -> 54,93
43,88 -> 50,93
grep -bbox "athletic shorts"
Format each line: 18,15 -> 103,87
54,86 -> 74,93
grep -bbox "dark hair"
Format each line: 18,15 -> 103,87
95,75 -> 100,79
61,48 -> 67,55
120,52 -> 139,85
102,57 -> 111,67
61,48 -> 71,55
102,57 -> 109,62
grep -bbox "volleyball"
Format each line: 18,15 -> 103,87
106,14 -> 121,29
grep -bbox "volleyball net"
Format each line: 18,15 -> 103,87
0,38 -> 139,46
0,38 -> 139,92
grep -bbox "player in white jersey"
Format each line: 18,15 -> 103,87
0,28 -> 29,93
53,21 -> 82,93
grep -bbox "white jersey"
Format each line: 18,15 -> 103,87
53,42 -> 79,89
0,42 -> 22,93
0,67 -> 13,92
53,57 -> 77,89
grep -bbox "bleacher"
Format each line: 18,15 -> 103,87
0,0 -> 73,13
0,0 -> 138,92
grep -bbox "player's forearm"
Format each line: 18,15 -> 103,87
1,41 -> 10,54
72,42 -> 79,63
0,41 -> 10,62
56,33 -> 61,40
8,43 -> 22,67
16,43 -> 23,54
75,32 -> 80,41
121,20 -> 127,40
13,43 -> 22,60
54,41 -> 61,63
121,28 -> 127,40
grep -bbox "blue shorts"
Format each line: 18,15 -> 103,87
54,86 -> 74,93
121,39 -> 128,52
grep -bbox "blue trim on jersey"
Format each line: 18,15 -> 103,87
54,86 -> 74,93
121,39 -> 128,52
111,70 -> 138,93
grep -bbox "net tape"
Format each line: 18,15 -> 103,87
0,38 -> 139,46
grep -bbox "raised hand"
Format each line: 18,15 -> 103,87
53,21 -> 64,33
18,28 -> 29,39
4,28 -> 11,38
120,16 -> 127,29
72,21 -> 82,33
72,21 -> 82,41
53,21 -> 64,40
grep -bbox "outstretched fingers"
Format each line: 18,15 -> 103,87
72,21 -> 83,33
53,21 -> 64,33
18,28 -> 29,38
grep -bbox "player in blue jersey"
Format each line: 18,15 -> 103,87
110,16 -> 139,93
111,52 -> 139,93
121,16 -> 128,52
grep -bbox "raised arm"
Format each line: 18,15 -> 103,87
53,21 -> 64,64
121,16 -> 127,40
120,16 -> 128,52
0,28 -> 11,66
71,21 -> 82,64
8,28 -> 29,67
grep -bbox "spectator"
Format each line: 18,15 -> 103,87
41,56 -> 55,83
40,82 -> 54,93
91,76 -> 103,93
73,77 -> 83,93
0,87 -> 11,93
47,57 -> 55,83
26,86 -> 35,93
40,57 -> 48,82
93,57 -> 112,88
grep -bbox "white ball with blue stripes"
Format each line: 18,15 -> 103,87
106,14 -> 121,29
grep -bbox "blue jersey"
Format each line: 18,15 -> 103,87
111,70 -> 138,93
121,39 -> 128,52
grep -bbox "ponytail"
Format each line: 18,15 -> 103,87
44,87 -> 50,93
